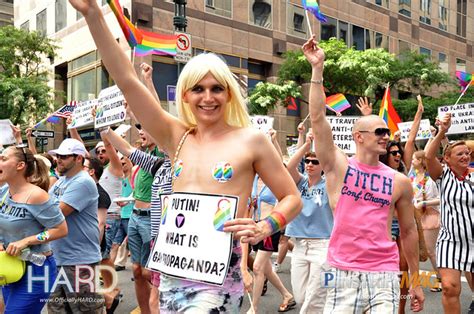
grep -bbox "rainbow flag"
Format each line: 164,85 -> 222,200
378,85 -> 401,135
107,0 -> 142,47
326,93 -> 351,113
455,71 -> 473,88
136,30 -> 177,56
302,0 -> 327,22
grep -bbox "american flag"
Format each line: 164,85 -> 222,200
52,101 -> 77,118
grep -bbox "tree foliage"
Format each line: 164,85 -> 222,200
277,38 -> 452,97
248,81 -> 302,115
0,26 -> 58,126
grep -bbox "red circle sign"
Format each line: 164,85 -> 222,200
177,34 -> 190,51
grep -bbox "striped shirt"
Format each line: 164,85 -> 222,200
129,149 -> 172,238
436,165 -> 473,272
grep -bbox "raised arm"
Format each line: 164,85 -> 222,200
25,128 -> 38,154
303,36 -> 347,175
356,97 -> 373,116
287,132 -> 312,183
140,63 -> 160,102
295,122 -> 306,149
268,129 -> 283,161
100,129 -> 123,178
100,128 -> 134,157
403,95 -> 424,169
425,113 -> 451,180
68,0 -> 186,154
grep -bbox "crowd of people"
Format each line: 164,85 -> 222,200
0,1 -> 473,313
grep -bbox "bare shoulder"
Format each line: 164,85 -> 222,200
394,172 -> 413,198
27,185 -> 50,205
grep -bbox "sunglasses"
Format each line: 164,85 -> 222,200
304,159 -> 320,165
359,128 -> 391,137
16,144 -> 28,162
389,150 -> 401,156
57,154 -> 76,160
135,123 -> 142,130
96,149 -> 106,154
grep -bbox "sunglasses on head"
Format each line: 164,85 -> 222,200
16,144 -> 28,162
389,150 -> 401,156
57,154 -> 77,160
359,128 -> 391,137
304,159 -> 320,165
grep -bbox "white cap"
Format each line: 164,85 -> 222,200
95,141 -> 105,150
49,138 -> 87,157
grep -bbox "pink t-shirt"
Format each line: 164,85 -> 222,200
327,157 -> 399,272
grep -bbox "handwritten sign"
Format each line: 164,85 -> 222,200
69,99 -> 97,129
250,115 -> 274,134
0,120 -> 15,145
147,192 -> 238,286
397,119 -> 432,142
326,116 -> 360,154
437,103 -> 474,134
95,85 -> 126,129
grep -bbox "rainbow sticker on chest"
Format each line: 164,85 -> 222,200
212,162 -> 233,182
173,159 -> 183,179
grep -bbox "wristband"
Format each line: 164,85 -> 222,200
263,211 -> 287,235
36,231 -> 50,242
311,79 -> 324,85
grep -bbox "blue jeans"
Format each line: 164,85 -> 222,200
128,212 -> 151,266
2,255 -> 57,314
103,217 -> 121,259
113,218 -> 129,245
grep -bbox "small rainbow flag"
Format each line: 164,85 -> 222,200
107,0 -> 142,47
455,71 -> 473,88
326,93 -> 351,113
378,85 -> 401,135
302,0 -> 327,23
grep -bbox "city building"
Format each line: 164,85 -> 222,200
0,0 -> 13,26
14,0 -> 473,148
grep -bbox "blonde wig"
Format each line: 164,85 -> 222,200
176,53 -> 251,128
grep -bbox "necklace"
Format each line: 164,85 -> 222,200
448,165 -> 470,181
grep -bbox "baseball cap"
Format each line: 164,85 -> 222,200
95,141 -> 105,150
49,138 -> 87,157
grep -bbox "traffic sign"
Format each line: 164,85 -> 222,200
174,32 -> 192,63
32,130 -> 55,138
36,138 -> 48,146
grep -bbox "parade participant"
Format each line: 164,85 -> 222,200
68,1 -> 302,312
286,132 -> 333,313
303,36 -> 424,313
425,113 -> 473,314
48,138 -> 105,313
0,145 -> 67,313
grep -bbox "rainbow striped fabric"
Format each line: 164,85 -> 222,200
378,86 -> 401,135
302,0 -> 327,22
326,93 -> 351,113
455,70 -> 473,88
107,0 -> 176,56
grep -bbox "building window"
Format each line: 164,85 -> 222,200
20,21 -> 29,31
36,9 -> 47,36
55,0 -> 67,32
287,3 -> 307,37
456,0 -> 467,37
375,32 -> 389,50
399,0 -> 411,17
351,25 -> 365,51
420,47 -> 431,60
205,0 -> 232,18
250,0 -> 272,29
320,16 -> 337,41
339,21 -> 349,44
375,0 -> 389,8
438,0 -> 448,31
419,0 -> 431,24
456,58 -> 466,72
438,52 -> 448,72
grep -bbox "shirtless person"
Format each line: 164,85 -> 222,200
302,36 -> 424,313
68,1 -> 302,312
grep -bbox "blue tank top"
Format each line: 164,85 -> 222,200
251,176 -> 277,220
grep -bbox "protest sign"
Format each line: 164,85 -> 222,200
147,192 -> 237,286
437,103 -> 474,134
0,120 -> 15,145
69,99 -> 97,129
113,124 -> 131,137
397,119 -> 432,142
250,115 -> 274,134
326,116 -> 359,154
95,85 -> 126,129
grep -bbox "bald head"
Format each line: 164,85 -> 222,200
353,115 -> 387,133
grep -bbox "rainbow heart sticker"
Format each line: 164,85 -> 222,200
213,198 -> 232,232
212,162 -> 233,183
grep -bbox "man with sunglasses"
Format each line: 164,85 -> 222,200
303,37 -> 424,313
47,139 -> 105,313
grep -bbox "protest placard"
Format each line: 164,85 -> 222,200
114,124 -> 131,137
147,192 -> 237,286
437,103 -> 474,134
69,99 -> 98,129
397,119 -> 432,142
326,116 -> 359,154
95,85 -> 126,129
250,115 -> 274,134
0,120 -> 15,145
